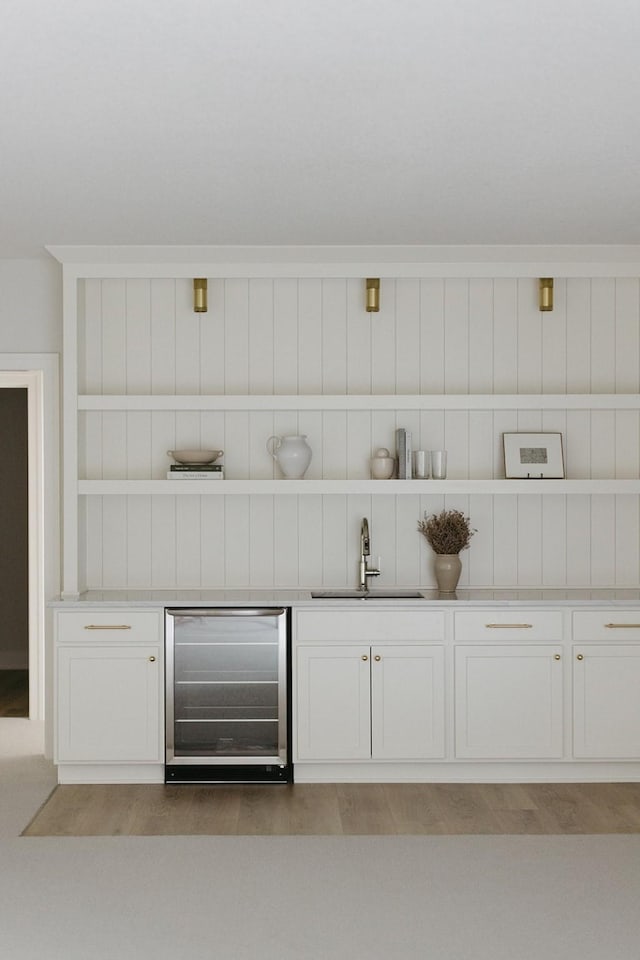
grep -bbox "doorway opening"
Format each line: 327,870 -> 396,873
0,387 -> 29,717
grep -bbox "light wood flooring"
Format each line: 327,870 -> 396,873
23,781 -> 640,836
0,670 -> 28,717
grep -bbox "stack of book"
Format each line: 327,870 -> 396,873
167,464 -> 224,480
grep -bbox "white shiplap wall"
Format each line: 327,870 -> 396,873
77,276 -> 640,590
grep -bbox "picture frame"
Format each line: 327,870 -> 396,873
503,432 -> 565,479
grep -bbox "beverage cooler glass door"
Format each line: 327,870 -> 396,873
165,608 -> 290,779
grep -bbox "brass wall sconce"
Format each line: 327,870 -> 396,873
539,278 -> 554,312
193,278 -> 208,313
366,278 -> 380,312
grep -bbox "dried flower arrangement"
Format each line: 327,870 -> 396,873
417,509 -> 476,555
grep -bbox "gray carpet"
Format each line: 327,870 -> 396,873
2,722 -> 640,959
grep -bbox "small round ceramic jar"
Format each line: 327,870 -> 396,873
370,447 -> 395,480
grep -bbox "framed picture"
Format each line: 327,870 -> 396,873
503,432 -> 565,479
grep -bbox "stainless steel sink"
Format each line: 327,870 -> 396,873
310,589 -> 425,600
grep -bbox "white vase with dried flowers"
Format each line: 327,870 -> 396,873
417,509 -> 476,593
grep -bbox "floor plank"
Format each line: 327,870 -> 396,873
22,781 -> 640,837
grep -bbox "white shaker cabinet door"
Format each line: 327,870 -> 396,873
56,645 -> 163,763
573,644 -> 640,758
296,645 -> 371,760
455,645 -> 564,759
371,645 -> 445,760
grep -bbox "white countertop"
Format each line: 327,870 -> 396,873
50,588 -> 640,607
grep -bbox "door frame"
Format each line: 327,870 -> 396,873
0,355 -> 59,730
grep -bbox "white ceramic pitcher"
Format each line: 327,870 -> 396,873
266,434 -> 312,479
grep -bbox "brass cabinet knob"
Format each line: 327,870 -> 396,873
554,654 -> 561,661
576,654 -> 584,661
374,655 -> 381,661
148,656 -> 156,662
361,654 -> 368,661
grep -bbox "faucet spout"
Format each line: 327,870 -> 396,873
359,517 -> 380,592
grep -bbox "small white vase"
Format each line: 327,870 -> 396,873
434,554 -> 462,594
266,434 -> 312,479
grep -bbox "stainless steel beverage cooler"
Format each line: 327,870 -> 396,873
165,607 -> 291,783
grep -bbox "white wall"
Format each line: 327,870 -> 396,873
76,275 -> 640,591
0,259 -> 62,354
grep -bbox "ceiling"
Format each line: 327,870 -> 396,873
2,0 -> 640,258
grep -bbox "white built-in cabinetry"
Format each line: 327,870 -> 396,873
54,609 -> 164,782
295,610 -> 445,761
292,604 -> 640,783
51,248 -> 640,595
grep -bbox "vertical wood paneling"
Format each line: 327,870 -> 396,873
249,496 -> 275,587
224,280 -> 250,393
125,280 -> 151,394
322,280 -> 347,394
517,279 -> 542,394
590,279 -> 615,393
298,495 -> 323,586
541,495 -> 567,586
444,280 -> 469,393
126,496 -> 152,588
468,280 -> 493,394
150,280 -> 176,395
371,281 -> 396,394
467,495 -> 493,586
200,279 -> 226,394
127,412 -> 152,479
101,496 -> 128,587
274,496 -> 299,586
566,497 -> 591,586
298,280 -> 323,394
615,496 -> 639,586
200,497 -> 226,588
81,280 -> 102,393
541,279 -> 566,394
175,497 -> 202,586
273,280 -> 299,394
516,495 -> 542,585
590,494 -> 615,586
224,497 -> 250,586
395,280 -> 421,394
322,496 -> 348,586
615,279 -> 640,393
80,270 -> 640,590
492,280 -> 518,394
174,281 -> 201,394
248,279 -> 274,394
150,498 -> 177,587
396,495 -> 422,586
419,280 -> 445,393
346,278 -> 371,395
492,497 -> 518,586
565,280 -> 591,392
101,280 -> 127,394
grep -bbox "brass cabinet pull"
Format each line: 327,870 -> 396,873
361,654 -> 368,661
576,654 -> 584,660
374,655 -> 381,662
148,656 -> 156,662
605,623 -> 640,629
554,654 -> 561,661
485,623 -> 533,629
84,624 -> 132,630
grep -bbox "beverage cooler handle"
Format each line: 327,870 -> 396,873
166,608 -> 286,617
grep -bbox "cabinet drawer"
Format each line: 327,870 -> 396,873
454,610 -> 563,642
296,609 -> 444,643
573,611 -> 640,642
55,609 -> 162,644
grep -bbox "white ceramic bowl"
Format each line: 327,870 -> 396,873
167,449 -> 223,465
